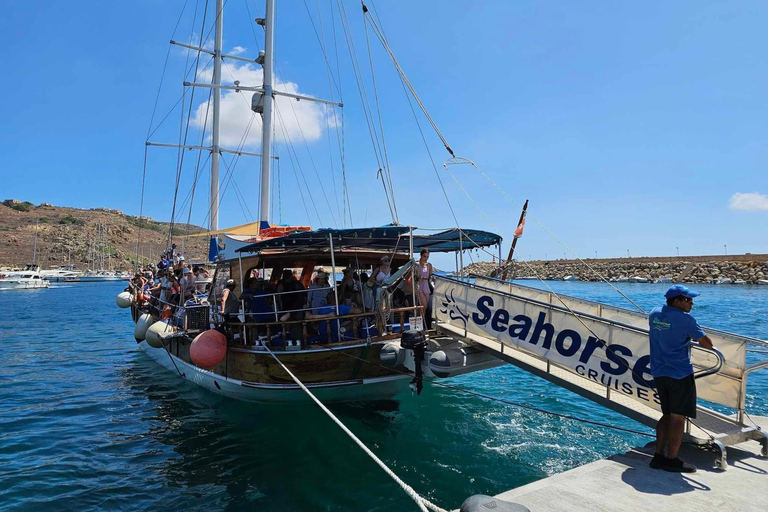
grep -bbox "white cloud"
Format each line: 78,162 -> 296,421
729,192 -> 768,211
229,46 -> 246,55
190,62 -> 329,149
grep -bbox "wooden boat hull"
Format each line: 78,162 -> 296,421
138,341 -> 412,403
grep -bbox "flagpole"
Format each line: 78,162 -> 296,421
501,199 -> 529,281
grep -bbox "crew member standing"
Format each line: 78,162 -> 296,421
648,285 -> 714,473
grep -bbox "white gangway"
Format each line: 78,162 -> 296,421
433,275 -> 768,469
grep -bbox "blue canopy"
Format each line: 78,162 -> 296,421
236,226 -> 501,254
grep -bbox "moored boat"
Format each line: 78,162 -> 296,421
0,264 -> 50,290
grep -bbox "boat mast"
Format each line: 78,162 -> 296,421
210,0 -> 224,233
32,219 -> 38,265
259,0 -> 276,225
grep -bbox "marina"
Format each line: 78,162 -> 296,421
2,0 -> 767,510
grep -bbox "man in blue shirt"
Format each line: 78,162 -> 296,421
648,285 -> 713,473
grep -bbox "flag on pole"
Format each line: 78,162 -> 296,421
513,217 -> 526,239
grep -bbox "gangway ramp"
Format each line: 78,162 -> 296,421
433,275 -> 768,468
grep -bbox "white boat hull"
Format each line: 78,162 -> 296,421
0,280 -> 49,290
79,276 -> 123,282
138,341 -> 412,403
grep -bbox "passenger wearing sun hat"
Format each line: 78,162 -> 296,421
647,284 -> 714,474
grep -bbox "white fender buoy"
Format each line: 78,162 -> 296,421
145,320 -> 174,349
116,291 -> 133,308
189,330 -> 227,369
134,314 -> 156,342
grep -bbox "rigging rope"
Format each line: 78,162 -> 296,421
146,0 -> 192,140
450,157 -> 647,313
261,344 -> 448,512
334,0 -> 397,224
310,340 -> 655,439
362,4 -> 454,158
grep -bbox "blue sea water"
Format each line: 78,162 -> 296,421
1,281 -> 766,511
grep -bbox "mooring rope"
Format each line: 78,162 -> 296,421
262,344 -> 449,512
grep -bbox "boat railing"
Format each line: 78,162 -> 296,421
230,306 -> 424,348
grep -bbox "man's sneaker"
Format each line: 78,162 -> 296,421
649,453 -> 665,469
663,457 -> 697,473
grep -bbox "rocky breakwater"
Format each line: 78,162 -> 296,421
463,259 -> 768,285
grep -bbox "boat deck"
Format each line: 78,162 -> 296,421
483,415 -> 768,512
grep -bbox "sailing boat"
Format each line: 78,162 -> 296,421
120,0 -> 505,402
81,223 -> 122,282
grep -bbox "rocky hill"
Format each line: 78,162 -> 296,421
465,255 -> 768,285
0,200 -> 209,270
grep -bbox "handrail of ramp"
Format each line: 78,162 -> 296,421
691,343 -> 725,380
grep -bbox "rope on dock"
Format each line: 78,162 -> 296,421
262,344 -> 449,512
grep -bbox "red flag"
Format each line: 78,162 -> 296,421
513,217 -> 526,239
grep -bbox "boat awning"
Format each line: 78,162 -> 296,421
236,226 -> 501,254
413,228 -> 502,252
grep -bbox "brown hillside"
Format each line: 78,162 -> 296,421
0,200 -> 209,270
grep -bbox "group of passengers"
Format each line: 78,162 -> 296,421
219,250 -> 434,344
129,245 -> 211,316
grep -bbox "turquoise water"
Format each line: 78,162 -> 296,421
1,281 -> 766,511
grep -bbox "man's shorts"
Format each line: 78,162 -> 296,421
655,374 -> 697,418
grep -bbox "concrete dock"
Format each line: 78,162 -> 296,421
491,416 -> 768,512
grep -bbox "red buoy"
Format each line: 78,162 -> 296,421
189,330 -> 227,369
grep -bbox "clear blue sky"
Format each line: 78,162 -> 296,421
2,1 -> 767,267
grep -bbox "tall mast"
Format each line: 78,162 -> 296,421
259,0 -> 275,225
210,0 -> 224,233
33,219 -> 38,265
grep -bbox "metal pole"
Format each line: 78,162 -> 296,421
409,227 -> 416,313
33,219 -> 38,265
459,230 -> 464,281
238,252 -> 246,346
210,0 -> 223,233
497,243 -> 502,276
259,0 -> 276,224
328,233 -> 342,336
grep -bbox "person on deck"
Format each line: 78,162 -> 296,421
180,267 -> 196,301
415,249 -> 433,311
648,284 -> 714,473
307,271 -> 330,313
220,279 -> 240,324
307,292 -> 361,341
278,269 -> 306,322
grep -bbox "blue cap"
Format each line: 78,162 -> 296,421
664,284 -> 700,299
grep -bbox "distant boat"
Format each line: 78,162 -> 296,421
733,280 -> 747,285
628,276 -> 649,283
563,275 -> 578,282
40,266 -> 82,282
80,270 -> 123,282
758,280 -> 768,286
0,264 -> 50,290
614,276 -> 630,283
655,277 -> 673,284
711,278 -> 732,285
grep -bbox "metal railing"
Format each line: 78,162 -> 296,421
691,343 -> 725,380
